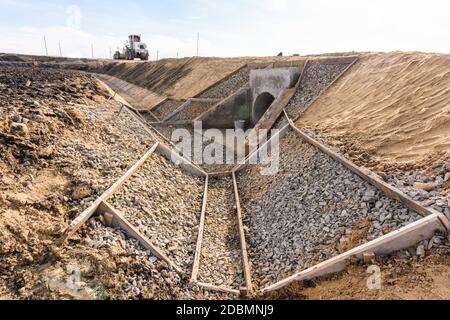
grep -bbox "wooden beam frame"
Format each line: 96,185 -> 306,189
156,141 -> 207,177
98,78 -> 208,178
232,171 -> 253,294
190,175 -> 209,282
97,200 -> 182,273
161,99 -> 192,122
287,116 -> 440,218
61,142 -> 159,242
261,212 -> 448,293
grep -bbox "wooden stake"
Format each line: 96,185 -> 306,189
231,171 -> 253,294
190,176 -> 209,282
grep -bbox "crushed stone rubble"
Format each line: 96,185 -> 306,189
300,128 -> 450,220
109,152 -> 204,272
237,130 -> 423,287
198,67 -> 250,99
274,61 -> 349,128
198,176 -> 244,288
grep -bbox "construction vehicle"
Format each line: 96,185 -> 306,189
113,35 -> 149,61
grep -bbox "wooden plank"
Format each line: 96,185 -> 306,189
190,176 -> 209,282
61,142 -> 159,242
148,97 -> 169,112
105,92 -> 206,179
261,212 -> 446,293
189,98 -> 222,103
255,60 -> 308,131
97,201 -> 182,274
156,141 -> 207,177
195,281 -> 240,295
287,119 -> 438,218
231,171 -> 253,294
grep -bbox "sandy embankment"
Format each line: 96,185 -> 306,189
298,52 -> 450,172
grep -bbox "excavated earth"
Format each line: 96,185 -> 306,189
0,52 -> 449,300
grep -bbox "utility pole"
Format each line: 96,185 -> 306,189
109,47 -> 112,59
91,44 -> 94,58
58,42 -> 62,57
156,50 -> 159,61
43,36 -> 48,56
176,52 -> 178,59
196,32 -> 199,57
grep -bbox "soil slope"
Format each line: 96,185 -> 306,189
297,52 -> 450,172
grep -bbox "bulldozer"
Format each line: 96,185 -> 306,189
113,35 -> 149,61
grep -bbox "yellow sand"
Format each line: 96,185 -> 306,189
297,52 -> 450,170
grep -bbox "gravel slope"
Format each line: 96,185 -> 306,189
237,130 -> 422,287
274,61 -> 349,129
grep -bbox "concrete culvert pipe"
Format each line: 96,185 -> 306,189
252,92 -> 275,124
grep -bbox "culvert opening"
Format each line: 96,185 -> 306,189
253,92 -> 275,124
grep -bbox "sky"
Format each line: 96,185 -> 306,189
0,0 -> 449,59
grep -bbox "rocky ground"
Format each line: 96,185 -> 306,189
274,62 -> 349,129
156,125 -> 237,173
1,61 -> 448,300
198,67 -> 250,99
168,100 -> 217,121
150,99 -> 185,121
298,129 -> 450,220
198,176 -> 244,289
108,152 -> 204,273
237,129 -> 423,288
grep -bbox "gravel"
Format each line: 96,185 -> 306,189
168,100 -> 217,121
151,99 -> 186,121
274,62 -> 349,128
83,218 -> 233,299
237,129 -> 422,287
198,176 -> 244,288
158,125 -> 237,173
300,128 -> 450,220
198,68 -> 250,99
109,151 -> 204,272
